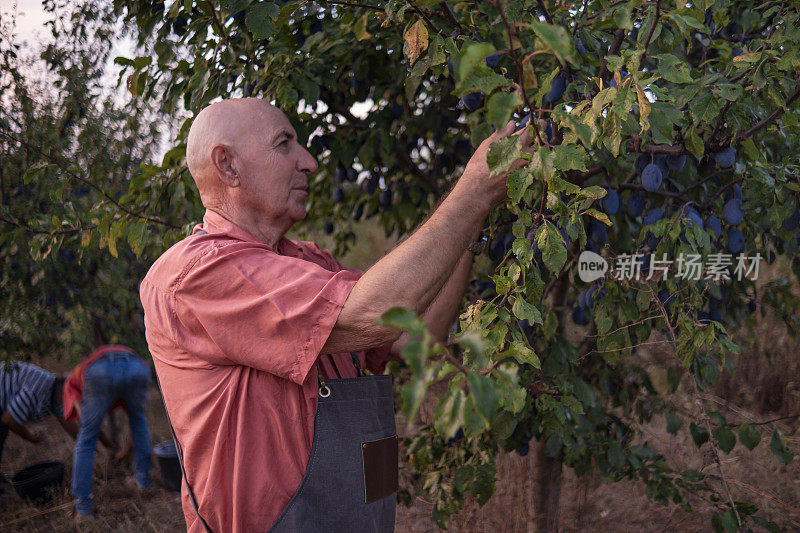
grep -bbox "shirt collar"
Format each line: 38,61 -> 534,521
195,210 -> 305,258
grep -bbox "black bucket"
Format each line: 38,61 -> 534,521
153,440 -> 182,492
11,461 -> 65,503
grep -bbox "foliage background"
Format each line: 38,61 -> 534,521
1,0 -> 799,531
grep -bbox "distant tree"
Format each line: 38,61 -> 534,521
0,0 -> 194,361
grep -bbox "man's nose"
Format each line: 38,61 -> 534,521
298,146 -> 319,174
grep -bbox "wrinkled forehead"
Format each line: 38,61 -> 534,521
249,103 -> 295,139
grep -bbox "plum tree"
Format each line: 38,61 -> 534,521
8,1 -> 800,531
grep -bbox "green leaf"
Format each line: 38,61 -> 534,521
528,21 -> 576,65
461,393 -> 490,437
401,376 -> 429,420
23,162 -> 50,185
506,340 -> 540,368
689,422 -> 709,446
680,469 -> 705,482
713,428 -> 736,453
685,127 -> 704,158
583,209 -> 611,226
485,91 -> 522,131
487,136 -> 521,176
378,307 -> 425,333
456,42 -> 495,84
511,237 -> 533,266
751,516 -> 780,533
541,222 -> 567,274
132,56 -> 151,69
245,4 -> 276,39
458,65 -> 512,96
689,93 -> 721,125
552,143 -> 588,171
466,373 -> 497,420
658,54 -> 693,83
512,296 -> 543,325
737,424 -> 761,450
769,430 -> 794,464
434,387 -> 464,439
666,411 -> 683,434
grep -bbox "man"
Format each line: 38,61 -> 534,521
61,344 -> 153,518
139,98 -> 533,532
0,362 -> 63,468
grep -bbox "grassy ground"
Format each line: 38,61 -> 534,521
2,223 -> 798,531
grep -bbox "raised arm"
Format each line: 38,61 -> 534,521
321,121 -> 532,354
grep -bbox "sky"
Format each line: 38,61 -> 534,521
6,0 -> 373,161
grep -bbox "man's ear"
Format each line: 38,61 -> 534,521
210,144 -> 241,188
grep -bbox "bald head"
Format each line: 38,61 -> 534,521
186,98 -> 285,206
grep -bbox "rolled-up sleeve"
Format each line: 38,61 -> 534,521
173,243 -> 361,385
300,241 -> 393,374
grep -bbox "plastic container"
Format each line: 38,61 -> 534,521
11,461 -> 65,503
153,440 -> 182,492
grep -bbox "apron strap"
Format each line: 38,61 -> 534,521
154,372 -> 215,533
350,352 -> 366,377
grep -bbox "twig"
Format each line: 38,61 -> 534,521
598,28 -> 626,79
322,0 -> 383,10
638,0 -> 661,65
646,281 -> 744,531
0,213 -> 97,235
736,85 -> 800,143
0,503 -> 73,528
407,0 -> 444,36
438,2 -> 462,33
535,0 -> 553,25
486,0 -> 545,147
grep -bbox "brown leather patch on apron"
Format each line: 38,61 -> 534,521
361,435 -> 398,503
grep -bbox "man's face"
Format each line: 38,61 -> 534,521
235,107 -> 318,228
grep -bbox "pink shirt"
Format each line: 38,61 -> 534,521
139,210 -> 390,532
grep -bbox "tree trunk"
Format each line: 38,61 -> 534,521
526,271 -> 570,532
528,440 -> 562,533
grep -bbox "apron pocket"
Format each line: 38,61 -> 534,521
361,435 -> 398,504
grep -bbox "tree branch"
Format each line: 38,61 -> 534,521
646,281 -> 744,530
438,2 -> 462,33
736,84 -> 800,142
598,28 -> 626,79
639,0 -> 662,65
536,0 -> 553,25
486,0 -> 544,146
407,0 -> 444,36
0,129 -> 178,228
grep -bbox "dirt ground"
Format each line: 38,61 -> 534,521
1,351 -> 797,532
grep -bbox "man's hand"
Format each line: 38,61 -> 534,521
29,429 -> 46,445
459,119 -> 535,209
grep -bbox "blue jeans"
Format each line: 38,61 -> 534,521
72,352 -> 152,515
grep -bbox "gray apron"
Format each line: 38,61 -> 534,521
162,344 -> 398,532
269,358 -> 398,532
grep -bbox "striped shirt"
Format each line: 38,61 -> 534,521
0,362 -> 56,425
